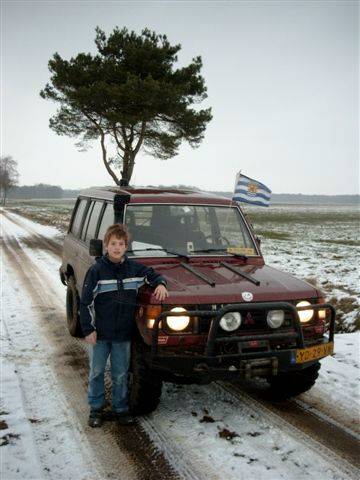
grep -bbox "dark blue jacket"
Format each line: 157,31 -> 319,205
80,255 -> 166,341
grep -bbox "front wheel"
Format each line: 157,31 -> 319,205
66,276 -> 83,337
267,362 -> 321,400
128,337 -> 163,415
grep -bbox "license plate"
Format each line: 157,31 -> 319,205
295,342 -> 334,364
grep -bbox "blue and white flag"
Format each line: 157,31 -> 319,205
233,173 -> 271,207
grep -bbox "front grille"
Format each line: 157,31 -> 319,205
195,305 -> 293,335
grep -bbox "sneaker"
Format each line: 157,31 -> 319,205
114,412 -> 135,426
88,409 -> 103,428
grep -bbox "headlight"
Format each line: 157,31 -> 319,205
220,312 -> 242,331
166,307 -> 190,331
267,310 -> 285,328
296,301 -> 314,323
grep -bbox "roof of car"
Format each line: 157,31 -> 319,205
79,187 -> 235,206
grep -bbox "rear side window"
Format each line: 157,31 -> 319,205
81,201 -> 95,241
71,199 -> 88,237
85,201 -> 104,243
97,203 -> 115,240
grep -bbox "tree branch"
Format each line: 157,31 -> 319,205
112,128 -> 126,152
133,121 -> 146,156
83,112 -> 120,185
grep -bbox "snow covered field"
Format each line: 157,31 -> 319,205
1,207 -> 359,480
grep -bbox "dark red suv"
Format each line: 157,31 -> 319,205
60,187 -> 335,414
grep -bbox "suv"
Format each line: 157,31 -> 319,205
60,187 -> 335,414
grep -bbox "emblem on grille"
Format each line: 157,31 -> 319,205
242,291 -> 253,301
244,312 -> 255,325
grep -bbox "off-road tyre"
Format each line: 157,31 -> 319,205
268,362 -> 321,400
128,336 -> 163,415
66,276 -> 83,337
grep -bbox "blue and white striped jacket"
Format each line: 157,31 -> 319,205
80,254 -> 166,341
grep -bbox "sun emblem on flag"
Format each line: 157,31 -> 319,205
247,182 -> 258,195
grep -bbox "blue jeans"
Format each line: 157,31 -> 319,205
88,340 -> 131,413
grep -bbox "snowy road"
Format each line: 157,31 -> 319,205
1,209 -> 359,480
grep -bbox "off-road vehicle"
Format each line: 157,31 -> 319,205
60,187 -> 335,414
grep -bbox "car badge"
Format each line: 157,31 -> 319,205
242,291 -> 253,302
244,312 -> 255,325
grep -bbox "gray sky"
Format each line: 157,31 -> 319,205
1,0 -> 359,194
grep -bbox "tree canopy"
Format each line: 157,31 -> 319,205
0,155 -> 19,205
40,27 -> 212,185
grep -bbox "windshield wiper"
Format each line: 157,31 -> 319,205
128,247 -> 190,261
192,248 -> 248,261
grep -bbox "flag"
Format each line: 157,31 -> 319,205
233,173 -> 271,207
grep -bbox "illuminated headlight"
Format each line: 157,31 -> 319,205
220,312 -> 242,332
296,301 -> 314,323
166,307 -> 190,331
318,309 -> 327,320
267,310 -> 285,329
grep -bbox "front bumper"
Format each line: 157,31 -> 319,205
149,302 -> 335,380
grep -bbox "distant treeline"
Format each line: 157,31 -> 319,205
8,184 -> 79,199
8,184 -> 360,205
213,192 -> 360,205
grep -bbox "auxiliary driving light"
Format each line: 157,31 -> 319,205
166,307 -> 190,331
220,312 -> 242,332
266,310 -> 285,329
296,301 -> 314,323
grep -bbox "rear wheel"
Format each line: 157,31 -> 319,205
268,362 -> 321,400
128,336 -> 163,415
66,276 -> 83,337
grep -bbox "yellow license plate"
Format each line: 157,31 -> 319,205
295,342 -> 334,364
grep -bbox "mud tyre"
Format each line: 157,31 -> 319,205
66,276 -> 83,337
128,337 -> 163,415
268,362 -> 321,400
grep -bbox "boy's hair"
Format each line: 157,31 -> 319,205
104,224 -> 130,246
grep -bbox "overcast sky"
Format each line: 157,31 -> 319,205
1,0 -> 359,194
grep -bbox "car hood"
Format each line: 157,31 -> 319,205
146,261 -> 319,304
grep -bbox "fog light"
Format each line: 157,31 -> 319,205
220,312 -> 242,331
318,309 -> 327,320
296,301 -> 314,323
267,310 -> 285,328
166,307 -> 190,331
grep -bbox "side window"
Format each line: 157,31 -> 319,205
97,203 -> 115,240
81,201 -> 95,241
85,201 -> 104,243
71,199 -> 88,238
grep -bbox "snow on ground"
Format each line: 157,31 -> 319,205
1,213 -> 101,480
1,209 -> 359,479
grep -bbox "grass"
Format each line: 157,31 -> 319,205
256,230 -> 291,240
246,209 -> 359,225
315,239 -> 360,247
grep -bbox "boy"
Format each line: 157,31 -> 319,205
80,224 -> 168,427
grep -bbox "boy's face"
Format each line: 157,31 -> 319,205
106,235 -> 127,262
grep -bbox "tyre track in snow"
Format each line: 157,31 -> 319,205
3,209 -> 359,479
2,209 -> 63,257
219,382 -> 360,474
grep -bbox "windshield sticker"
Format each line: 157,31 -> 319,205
187,241 -> 194,253
227,247 -> 255,255
242,292 -> 253,302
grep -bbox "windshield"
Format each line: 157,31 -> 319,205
125,204 -> 259,257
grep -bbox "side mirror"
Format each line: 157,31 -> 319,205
89,239 -> 103,257
256,236 -> 261,247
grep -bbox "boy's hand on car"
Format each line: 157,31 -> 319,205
154,284 -> 169,302
85,331 -> 97,345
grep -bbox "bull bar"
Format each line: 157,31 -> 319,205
149,302 -> 336,378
